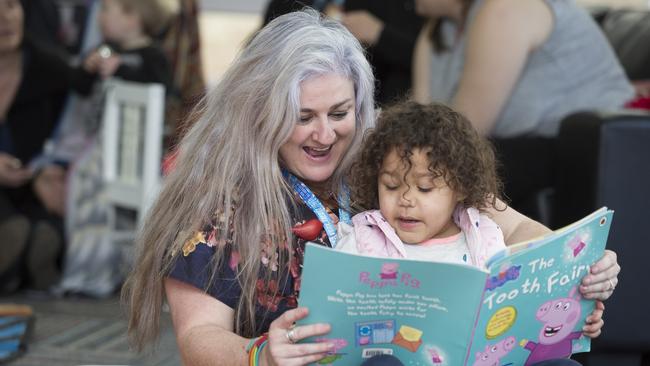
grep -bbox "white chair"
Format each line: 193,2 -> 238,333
101,79 -> 165,243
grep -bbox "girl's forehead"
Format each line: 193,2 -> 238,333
381,147 -> 446,176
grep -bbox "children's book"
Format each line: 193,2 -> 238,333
297,207 -> 613,366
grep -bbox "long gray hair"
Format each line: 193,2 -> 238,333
123,9 -> 375,348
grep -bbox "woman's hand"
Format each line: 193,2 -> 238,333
580,249 -> 620,300
583,300 -> 605,338
33,165 -> 66,216
264,307 -> 333,366
0,153 -> 31,188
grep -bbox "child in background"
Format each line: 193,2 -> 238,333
53,0 -> 177,296
339,101 -> 506,269
82,0 -> 175,88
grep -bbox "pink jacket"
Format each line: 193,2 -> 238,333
337,206 -> 506,268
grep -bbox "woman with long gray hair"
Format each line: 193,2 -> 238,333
123,9 -> 620,366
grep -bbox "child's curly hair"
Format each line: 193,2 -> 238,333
349,101 -> 503,212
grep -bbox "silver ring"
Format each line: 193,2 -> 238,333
285,328 -> 298,344
608,279 -> 615,291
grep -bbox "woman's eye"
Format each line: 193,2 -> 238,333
383,184 -> 398,191
418,187 -> 433,193
299,115 -> 312,123
330,111 -> 348,120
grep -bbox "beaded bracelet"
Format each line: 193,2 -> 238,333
247,333 -> 269,366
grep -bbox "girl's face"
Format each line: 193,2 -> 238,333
0,0 -> 23,54
378,148 -> 461,244
279,74 -> 356,184
99,0 -> 140,44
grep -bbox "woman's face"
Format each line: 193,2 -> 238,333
279,74 -> 356,184
0,0 -> 24,54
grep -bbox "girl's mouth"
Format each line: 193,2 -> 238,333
397,217 -> 421,229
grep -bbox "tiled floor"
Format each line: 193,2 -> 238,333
4,293 -> 179,366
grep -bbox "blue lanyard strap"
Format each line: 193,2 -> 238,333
283,170 -> 351,248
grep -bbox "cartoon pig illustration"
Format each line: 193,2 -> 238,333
316,338 -> 348,365
521,286 -> 583,365
472,336 -> 516,366
380,263 -> 399,280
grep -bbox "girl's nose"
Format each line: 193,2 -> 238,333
398,188 -> 415,207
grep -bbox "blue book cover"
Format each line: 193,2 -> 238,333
297,208 -> 613,366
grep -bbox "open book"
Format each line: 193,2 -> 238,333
297,207 -> 613,366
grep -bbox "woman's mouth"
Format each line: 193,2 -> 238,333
303,146 -> 332,158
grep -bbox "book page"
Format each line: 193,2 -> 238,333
468,208 -> 613,366
298,244 -> 487,366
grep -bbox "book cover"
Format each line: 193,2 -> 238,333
297,208 -> 613,366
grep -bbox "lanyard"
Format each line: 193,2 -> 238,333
283,170 -> 351,248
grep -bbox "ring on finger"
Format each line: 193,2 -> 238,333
285,327 -> 298,344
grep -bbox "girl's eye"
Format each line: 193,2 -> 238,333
329,111 -> 348,120
383,183 -> 398,191
418,187 -> 433,193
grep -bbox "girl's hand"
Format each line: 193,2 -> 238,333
583,300 -> 605,338
580,249 -> 620,300
264,307 -> 333,366
83,51 -> 102,73
97,55 -> 121,79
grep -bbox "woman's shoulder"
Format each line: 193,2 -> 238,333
471,0 -> 553,43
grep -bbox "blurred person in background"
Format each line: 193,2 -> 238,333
411,0 -> 634,221
264,0 -> 424,105
56,0 -> 176,297
0,0 -> 95,293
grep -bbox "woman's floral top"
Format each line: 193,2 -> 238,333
168,191 -> 337,335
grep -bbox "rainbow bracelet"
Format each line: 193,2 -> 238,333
248,333 -> 269,366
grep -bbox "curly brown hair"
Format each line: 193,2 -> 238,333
349,100 -> 502,213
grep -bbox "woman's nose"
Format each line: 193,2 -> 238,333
312,116 -> 336,144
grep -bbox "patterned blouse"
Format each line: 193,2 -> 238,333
168,191 -> 337,335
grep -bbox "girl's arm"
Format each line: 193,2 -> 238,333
412,21 -> 434,103
452,0 -> 553,135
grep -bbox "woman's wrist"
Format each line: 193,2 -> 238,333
247,333 -> 269,366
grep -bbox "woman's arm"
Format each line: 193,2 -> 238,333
165,278 -> 333,366
487,198 -> 550,245
487,200 -> 620,302
412,21 -> 434,103
452,0 -> 553,135
165,278 -> 248,366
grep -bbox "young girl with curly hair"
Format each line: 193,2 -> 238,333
339,100 -> 506,268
